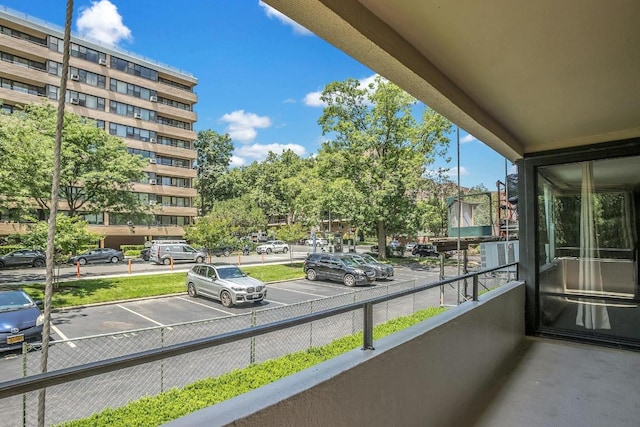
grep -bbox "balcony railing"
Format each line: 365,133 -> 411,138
0,262 -> 518,425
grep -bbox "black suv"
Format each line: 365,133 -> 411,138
303,253 -> 376,286
411,244 -> 439,257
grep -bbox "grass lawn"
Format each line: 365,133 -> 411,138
18,263 -> 305,309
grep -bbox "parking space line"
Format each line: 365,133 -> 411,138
262,299 -> 286,306
176,297 -> 235,315
117,304 -> 171,329
266,285 -> 326,298
50,324 -> 76,348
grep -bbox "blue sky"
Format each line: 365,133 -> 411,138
2,0 -> 514,189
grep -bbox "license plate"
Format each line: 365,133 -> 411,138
247,294 -> 260,300
7,334 -> 24,345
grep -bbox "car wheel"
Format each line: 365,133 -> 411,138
283,247 -> 288,254
266,248 -> 272,254
195,256 -> 204,263
187,282 -> 197,298
306,268 -> 317,281
32,259 -> 45,268
220,290 -> 233,307
78,258 -> 87,266
343,274 -> 356,287
162,257 -> 171,265
110,256 -> 119,264
223,250 -> 230,257
0,261 -> 4,269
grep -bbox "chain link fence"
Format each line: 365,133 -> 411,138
1,267 -> 516,426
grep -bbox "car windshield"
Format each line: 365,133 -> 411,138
0,291 -> 33,311
360,254 -> 378,263
341,257 -> 359,267
348,256 -> 366,265
217,266 -> 247,279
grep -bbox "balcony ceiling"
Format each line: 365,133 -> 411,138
265,0 -> 640,161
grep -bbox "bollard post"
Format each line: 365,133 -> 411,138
76,261 -> 80,278
170,257 -> 174,271
261,253 -> 264,264
238,253 -> 241,265
128,259 -> 132,274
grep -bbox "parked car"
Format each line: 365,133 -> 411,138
303,253 -> 376,286
69,248 -> 124,265
149,243 -> 207,265
139,248 -> 150,261
208,246 -> 233,257
411,244 -> 453,258
405,242 -> 417,252
305,237 -> 328,247
0,249 -> 46,269
256,240 -> 289,254
0,290 -> 44,352
185,263 -> 267,307
388,240 -> 401,249
344,253 -> 394,280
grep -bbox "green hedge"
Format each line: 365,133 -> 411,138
60,306 -> 446,427
124,249 -> 141,257
121,245 -> 145,252
0,245 -> 26,255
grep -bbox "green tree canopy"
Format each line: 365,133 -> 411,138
194,129 -> 234,215
317,76 -> 451,257
0,103 -> 146,217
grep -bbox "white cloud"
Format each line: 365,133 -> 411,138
220,110 -> 272,143
445,166 -> 470,177
460,134 -> 478,144
303,91 -> 324,107
303,74 -> 381,107
258,1 -> 313,36
229,156 -> 246,168
76,0 -> 132,46
235,143 -> 307,162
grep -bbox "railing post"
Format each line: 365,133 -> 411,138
362,303 -> 374,350
472,274 -> 479,301
250,311 -> 257,364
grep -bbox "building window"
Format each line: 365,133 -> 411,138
535,154 -> 640,343
110,56 -> 158,81
69,67 -> 106,88
109,123 -> 157,142
0,51 -> 46,72
157,176 -> 191,188
1,25 -> 46,45
157,116 -> 191,130
157,96 -> 192,111
109,100 -> 156,121
0,77 -> 45,97
158,77 -> 192,92
127,148 -> 155,159
65,90 -> 105,110
156,156 -> 192,169
157,136 -> 192,150
109,78 -> 156,100
49,37 -> 106,64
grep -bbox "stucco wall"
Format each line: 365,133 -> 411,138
165,281 -> 525,427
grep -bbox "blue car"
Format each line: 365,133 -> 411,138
0,290 -> 44,352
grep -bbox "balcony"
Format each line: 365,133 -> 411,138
164,281 -> 640,427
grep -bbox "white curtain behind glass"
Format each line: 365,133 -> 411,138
576,161 -> 611,329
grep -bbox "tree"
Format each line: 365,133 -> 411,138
317,76 -> 451,258
18,214 -> 101,263
184,196 -> 267,249
274,222 -> 308,265
193,130 -> 234,215
0,103 -> 147,217
418,170 -> 459,237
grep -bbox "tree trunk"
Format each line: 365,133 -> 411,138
377,219 -> 387,260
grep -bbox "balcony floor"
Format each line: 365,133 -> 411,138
474,337 -> 640,426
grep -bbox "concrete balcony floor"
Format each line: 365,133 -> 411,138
474,337 -> 640,427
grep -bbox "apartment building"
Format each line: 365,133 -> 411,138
0,6 -> 198,248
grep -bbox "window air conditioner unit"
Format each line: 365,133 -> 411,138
149,95 -> 157,102
134,112 -> 142,119
149,158 -> 157,164
98,58 -> 107,65
70,74 -> 80,81
149,179 -> 157,185
149,137 -> 157,143
70,98 -> 80,105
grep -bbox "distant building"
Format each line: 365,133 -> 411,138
0,6 -> 198,247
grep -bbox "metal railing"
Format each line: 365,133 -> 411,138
0,262 -> 517,425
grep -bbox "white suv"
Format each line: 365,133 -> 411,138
256,240 -> 289,254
